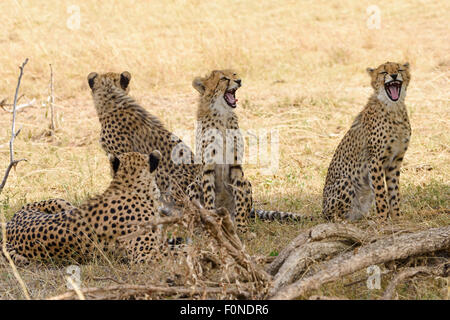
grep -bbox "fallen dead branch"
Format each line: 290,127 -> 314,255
270,226 -> 450,299
269,241 -> 349,295
382,264 -> 448,300
193,200 -> 272,295
47,283 -> 250,300
267,223 -> 369,276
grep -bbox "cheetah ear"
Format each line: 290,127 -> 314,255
149,150 -> 161,173
403,62 -> 410,69
111,156 -> 120,174
88,72 -> 98,90
120,71 -> 131,90
192,77 -> 206,94
366,68 -> 375,76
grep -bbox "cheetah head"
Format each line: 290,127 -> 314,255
192,70 -> 242,114
110,151 -> 161,192
87,71 -> 132,94
367,62 -> 411,103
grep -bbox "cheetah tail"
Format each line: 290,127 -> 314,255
249,208 -> 315,222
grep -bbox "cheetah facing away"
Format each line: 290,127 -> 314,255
87,71 -> 199,206
323,62 -> 411,221
3,151 -> 173,265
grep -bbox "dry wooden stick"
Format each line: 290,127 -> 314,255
271,226 -> 450,300
0,58 -> 29,194
118,213 -> 182,241
192,200 -> 271,295
48,63 -> 55,131
47,284 -> 249,300
0,211 -> 31,300
382,265 -> 448,300
0,98 -> 36,113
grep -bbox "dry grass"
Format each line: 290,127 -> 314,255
0,0 -> 449,299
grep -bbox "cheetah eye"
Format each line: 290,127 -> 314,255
380,71 -> 388,75
221,77 -> 229,81
398,69 -> 405,72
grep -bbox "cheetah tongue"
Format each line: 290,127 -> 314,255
388,85 -> 400,100
224,92 -> 237,107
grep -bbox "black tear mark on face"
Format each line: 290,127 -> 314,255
112,157 -> 120,174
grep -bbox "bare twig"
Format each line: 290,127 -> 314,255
0,98 -> 35,113
66,276 -> 86,300
117,213 -> 182,241
48,63 -> 55,131
0,58 -> 29,194
1,210 -> 31,300
382,265 -> 448,300
47,283 -> 249,300
193,200 -> 272,295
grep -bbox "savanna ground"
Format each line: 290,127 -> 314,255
0,0 -> 449,299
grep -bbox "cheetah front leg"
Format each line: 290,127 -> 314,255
369,158 -> 389,219
230,165 -> 251,233
385,152 -> 406,218
202,164 -> 216,211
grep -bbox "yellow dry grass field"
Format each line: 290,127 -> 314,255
0,0 -> 449,299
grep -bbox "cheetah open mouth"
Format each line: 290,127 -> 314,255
384,80 -> 402,101
224,88 -> 238,108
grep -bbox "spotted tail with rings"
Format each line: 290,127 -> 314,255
250,208 -> 314,222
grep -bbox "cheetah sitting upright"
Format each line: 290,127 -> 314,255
323,62 -> 411,221
2,151 -> 172,265
187,70 -> 254,232
87,71 -> 309,223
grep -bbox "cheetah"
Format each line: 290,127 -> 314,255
2,151 -> 172,265
322,62 -> 411,221
187,70 -> 252,232
87,71 -> 199,206
87,71 -> 309,223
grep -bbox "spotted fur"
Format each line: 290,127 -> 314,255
88,71 -> 199,205
88,71 -> 309,224
323,62 -> 411,221
3,152 -> 174,265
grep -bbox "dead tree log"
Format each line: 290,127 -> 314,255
270,226 -> 450,300
267,223 -> 369,276
269,241 -> 349,296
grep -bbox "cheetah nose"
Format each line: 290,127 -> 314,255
391,74 -> 398,80
235,79 -> 242,86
